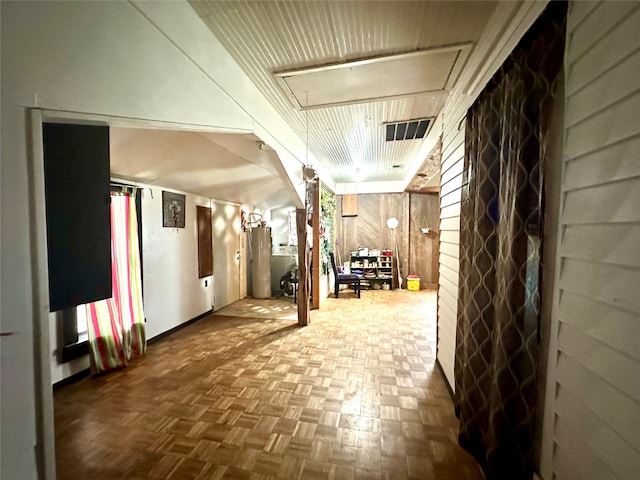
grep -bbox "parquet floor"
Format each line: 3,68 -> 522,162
54,289 -> 483,480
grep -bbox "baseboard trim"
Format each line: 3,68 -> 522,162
435,358 -> 455,403
147,309 -> 213,345
53,368 -> 90,391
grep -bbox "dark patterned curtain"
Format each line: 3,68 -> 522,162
454,2 -> 566,479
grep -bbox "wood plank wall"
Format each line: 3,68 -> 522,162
335,193 -> 409,282
335,193 -> 440,287
408,193 -> 439,288
541,2 -> 640,478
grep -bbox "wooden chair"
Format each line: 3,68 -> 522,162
329,252 -> 361,298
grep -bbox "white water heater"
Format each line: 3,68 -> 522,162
251,226 -> 272,298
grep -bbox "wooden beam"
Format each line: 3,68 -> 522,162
296,208 -> 309,326
311,181 -> 320,310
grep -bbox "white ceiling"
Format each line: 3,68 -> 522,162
188,0 -> 498,187
109,2 -> 502,206
110,127 -> 297,208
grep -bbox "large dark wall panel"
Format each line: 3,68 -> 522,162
43,123 -> 111,311
409,193 -> 440,286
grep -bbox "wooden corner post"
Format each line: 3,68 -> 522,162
296,208 -> 309,326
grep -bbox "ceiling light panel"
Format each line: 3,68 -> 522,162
276,46 -> 470,110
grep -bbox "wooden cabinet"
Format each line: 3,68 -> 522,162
350,251 -> 394,289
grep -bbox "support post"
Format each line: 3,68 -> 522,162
296,208 -> 309,326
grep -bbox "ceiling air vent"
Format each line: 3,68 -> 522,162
385,118 -> 431,142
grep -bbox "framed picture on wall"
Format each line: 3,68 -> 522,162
162,191 -> 185,228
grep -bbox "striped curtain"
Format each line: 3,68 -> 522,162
86,193 -> 146,373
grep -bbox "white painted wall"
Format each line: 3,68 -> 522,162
539,2 -> 640,478
133,0 -> 320,200
319,275 -> 332,305
436,105 -> 465,390
141,187 -> 213,340
49,319 -> 91,385
270,206 -> 296,248
48,183 -> 216,383
5,1 -> 253,130
212,201 -> 241,310
0,1 -> 309,477
266,205 -> 333,303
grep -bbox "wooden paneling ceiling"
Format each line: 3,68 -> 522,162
189,1 -> 497,187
